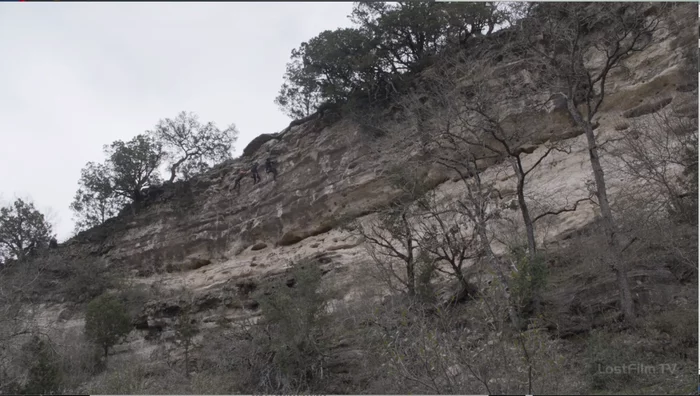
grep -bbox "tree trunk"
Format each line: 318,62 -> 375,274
613,265 -> 635,321
406,248 -> 415,297
184,343 -> 189,377
512,160 -> 543,316
416,107 -> 429,154
512,159 -> 537,260
487,20 -> 495,35
531,292 -> 542,318
567,99 -> 635,322
404,213 -> 416,296
131,189 -> 142,202
169,156 -> 189,183
475,222 -> 521,330
456,272 -> 477,302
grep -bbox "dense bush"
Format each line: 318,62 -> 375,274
196,262 -> 333,393
584,325 -> 697,394
0,198 -> 54,263
275,2 -> 507,119
71,112 -> 239,233
509,248 -> 548,319
62,260 -> 118,303
84,294 -> 132,363
20,336 -> 63,395
251,262 -> 332,392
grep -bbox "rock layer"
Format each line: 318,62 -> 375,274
30,3 -> 697,360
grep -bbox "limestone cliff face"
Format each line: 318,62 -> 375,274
42,5 -> 696,344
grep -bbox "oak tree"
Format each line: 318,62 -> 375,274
152,111 -> 238,182
106,134 -> 164,202
0,198 -> 54,262
70,162 -> 126,233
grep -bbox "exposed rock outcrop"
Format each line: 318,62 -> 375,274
27,4 -> 698,370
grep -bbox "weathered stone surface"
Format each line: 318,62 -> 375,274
250,242 -> 267,251
242,133 -> 280,157
623,97 -> 674,118
187,258 -> 212,271
25,5 -> 697,370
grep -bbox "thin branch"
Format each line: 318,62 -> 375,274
532,197 -> 592,224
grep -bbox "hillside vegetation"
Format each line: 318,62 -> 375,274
0,2 -> 697,395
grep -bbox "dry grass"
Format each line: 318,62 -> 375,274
4,240 -> 696,395
583,315 -> 697,395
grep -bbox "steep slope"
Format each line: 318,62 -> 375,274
18,4 -> 697,388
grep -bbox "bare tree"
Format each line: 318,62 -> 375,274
437,52 -> 588,261
413,192 -> 481,304
364,282 -> 569,394
444,148 -> 523,328
0,259 -> 56,393
400,53 -> 547,328
351,161 -> 484,303
610,111 -> 698,223
352,166 -> 429,296
518,3 -> 663,322
405,85 -> 522,321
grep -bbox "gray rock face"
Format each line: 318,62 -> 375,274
31,3 -> 697,356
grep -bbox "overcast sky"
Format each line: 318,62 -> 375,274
0,2 -> 355,242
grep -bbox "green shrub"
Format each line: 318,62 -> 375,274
84,294 -> 132,363
62,260 -> 117,303
175,307 -> 199,377
509,248 -> 548,318
117,283 -> 152,321
21,336 -> 63,395
259,263 -> 330,388
85,359 -> 151,395
649,308 -> 698,352
415,258 -> 438,303
583,327 -> 696,394
585,330 -> 637,391
230,261 -> 332,393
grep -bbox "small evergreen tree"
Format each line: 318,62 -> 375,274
510,247 -> 548,319
84,294 -> 132,364
0,198 -> 54,262
175,306 -> 199,377
252,262 -> 332,392
70,162 -> 126,233
21,336 -> 62,395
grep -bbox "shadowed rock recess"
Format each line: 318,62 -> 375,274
7,4 -> 698,394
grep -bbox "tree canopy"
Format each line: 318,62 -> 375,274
152,111 -> 238,182
84,293 -> 132,361
70,162 -> 126,233
70,134 -> 164,233
274,1 -> 506,118
106,134 -> 165,202
0,198 -> 54,263
71,112 -> 237,233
